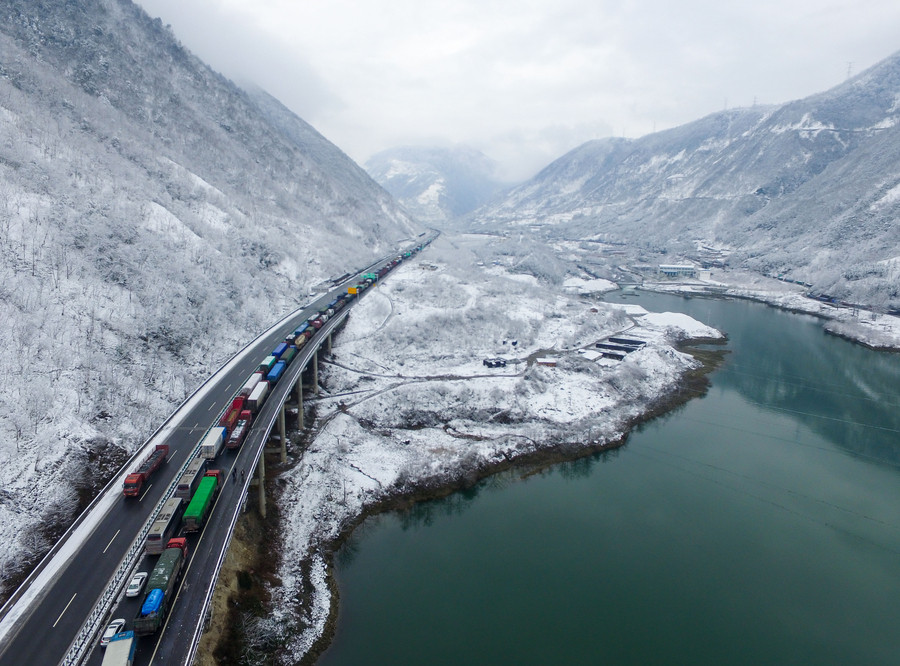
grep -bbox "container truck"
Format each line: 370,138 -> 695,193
280,346 -> 297,365
182,470 -> 222,532
239,373 -> 262,399
258,355 -> 277,374
199,426 -> 227,460
175,457 -> 207,500
247,380 -> 269,412
226,410 -> 252,449
123,444 -> 169,497
133,538 -> 188,636
272,342 -> 288,359
101,631 -> 136,666
266,360 -> 287,384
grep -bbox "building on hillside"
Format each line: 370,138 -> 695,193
658,264 -> 697,278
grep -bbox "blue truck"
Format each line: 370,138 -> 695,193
267,360 -> 287,384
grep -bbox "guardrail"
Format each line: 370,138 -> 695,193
57,299 -> 327,665
182,310 -> 350,666
179,243 -> 437,664
3,236 -> 435,665
0,295 -> 328,644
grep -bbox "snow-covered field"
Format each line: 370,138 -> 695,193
641,268 -> 900,350
260,236 -> 721,661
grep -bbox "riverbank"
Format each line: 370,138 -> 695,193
638,269 -> 900,351
228,236 -> 727,664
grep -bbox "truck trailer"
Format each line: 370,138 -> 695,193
266,360 -> 287,384
226,411 -> 252,449
101,631 -> 136,666
219,397 -> 247,435
182,470 -> 222,532
133,538 -> 188,636
123,444 -> 169,497
199,426 -> 227,460
247,380 -> 269,413
238,372 -> 263,399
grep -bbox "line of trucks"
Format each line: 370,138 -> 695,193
105,241 -> 432,656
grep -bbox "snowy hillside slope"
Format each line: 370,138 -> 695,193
254,234 -> 720,663
471,51 -> 900,309
0,0 -> 418,596
366,145 -> 510,225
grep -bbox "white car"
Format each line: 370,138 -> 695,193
100,618 -> 126,647
125,571 -> 148,598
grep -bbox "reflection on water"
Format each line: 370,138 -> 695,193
319,293 -> 900,666
625,291 -> 900,467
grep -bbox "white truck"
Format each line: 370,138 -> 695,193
101,631 -> 136,666
199,426 -> 227,460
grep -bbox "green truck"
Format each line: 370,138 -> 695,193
182,470 -> 222,532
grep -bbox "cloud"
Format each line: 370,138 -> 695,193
137,0 -> 900,178
137,0 -> 342,121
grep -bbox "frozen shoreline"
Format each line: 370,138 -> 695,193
255,237 -> 725,663
637,272 -> 900,352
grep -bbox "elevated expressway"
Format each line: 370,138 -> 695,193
0,237 -> 433,665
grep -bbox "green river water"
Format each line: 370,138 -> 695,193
317,292 -> 900,665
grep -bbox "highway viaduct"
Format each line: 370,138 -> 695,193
0,236 -> 433,665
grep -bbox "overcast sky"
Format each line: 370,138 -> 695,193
136,0 -> 900,181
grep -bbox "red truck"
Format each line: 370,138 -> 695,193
218,397 -> 246,435
226,410 -> 253,449
123,444 -> 169,497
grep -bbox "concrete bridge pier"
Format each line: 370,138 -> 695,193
277,403 -> 287,463
256,454 -> 266,519
326,332 -> 332,353
297,383 -> 304,429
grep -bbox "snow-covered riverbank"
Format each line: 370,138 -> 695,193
640,269 -> 900,351
257,236 -> 723,663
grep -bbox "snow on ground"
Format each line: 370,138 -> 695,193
562,276 -> 618,295
642,269 -> 900,350
636,311 -> 722,340
263,235 -> 721,662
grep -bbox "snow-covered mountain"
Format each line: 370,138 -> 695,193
472,51 -> 900,309
366,145 -> 510,225
0,0 -> 418,595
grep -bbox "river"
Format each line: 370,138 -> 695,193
316,292 -> 900,665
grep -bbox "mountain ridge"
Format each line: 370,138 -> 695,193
0,0 -> 418,591
471,50 -> 900,308
365,144 -> 511,225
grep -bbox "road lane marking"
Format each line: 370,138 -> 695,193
139,484 -> 153,502
53,593 -> 77,627
103,529 -> 120,554
150,470 -> 235,663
